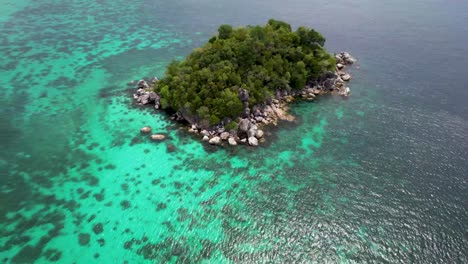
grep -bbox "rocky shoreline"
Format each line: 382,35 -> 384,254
132,52 -> 355,147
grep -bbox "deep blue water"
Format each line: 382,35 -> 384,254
1,0 -> 467,263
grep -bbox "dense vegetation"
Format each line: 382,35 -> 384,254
154,19 -> 335,126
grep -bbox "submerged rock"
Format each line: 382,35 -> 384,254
137,79 -> 150,89
140,126 -> 151,133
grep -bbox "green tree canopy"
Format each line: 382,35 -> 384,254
154,20 -> 335,126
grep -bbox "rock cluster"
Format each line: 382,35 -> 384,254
133,78 -> 161,108
132,52 -> 355,147
334,52 -> 355,96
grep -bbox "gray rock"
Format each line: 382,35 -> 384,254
255,129 -> 264,138
139,94 -> 150,104
341,74 -> 351,81
336,63 -> 344,69
137,79 -> 149,89
201,130 -> 210,136
202,135 -> 210,141
248,136 -> 258,146
220,132 -> 230,140
136,88 -> 146,95
228,137 -> 237,146
209,136 -> 221,145
239,88 -> 249,102
238,118 -> 250,138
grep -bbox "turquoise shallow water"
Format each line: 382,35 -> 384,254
1,0 -> 468,263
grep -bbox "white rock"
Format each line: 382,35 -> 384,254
209,136 -> 221,145
248,136 -> 258,146
336,63 -> 344,69
201,130 -> 210,136
228,137 -> 237,146
202,135 -> 209,141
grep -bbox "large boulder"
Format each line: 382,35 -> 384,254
228,137 -> 237,146
148,92 -> 159,102
255,129 -> 264,139
136,88 -> 146,96
220,132 -> 230,140
248,136 -> 258,146
137,79 -> 149,89
200,130 -> 210,136
151,134 -> 166,141
238,118 -> 250,138
209,136 -> 221,145
341,74 -> 351,81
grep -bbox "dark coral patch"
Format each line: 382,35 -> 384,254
97,238 -> 105,246
151,179 -> 161,185
120,200 -> 131,210
78,233 -> 90,246
92,223 -> 103,234
43,249 -> 62,262
156,203 -> 167,211
173,181 -> 183,189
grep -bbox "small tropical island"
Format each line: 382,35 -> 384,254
133,19 -> 355,146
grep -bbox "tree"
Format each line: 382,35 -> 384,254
218,24 -> 233,40
154,20 -> 335,127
